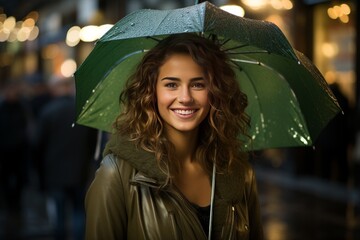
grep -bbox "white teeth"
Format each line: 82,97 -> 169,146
174,109 -> 195,115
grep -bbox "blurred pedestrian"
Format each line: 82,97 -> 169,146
34,75 -> 97,240
315,82 -> 350,184
0,81 -> 30,236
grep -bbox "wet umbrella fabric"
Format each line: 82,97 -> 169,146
74,1 -> 341,151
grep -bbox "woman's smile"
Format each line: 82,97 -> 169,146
172,108 -> 198,118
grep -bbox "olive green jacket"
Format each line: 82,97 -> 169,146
85,136 -> 263,239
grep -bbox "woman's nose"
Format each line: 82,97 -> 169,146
177,88 -> 193,104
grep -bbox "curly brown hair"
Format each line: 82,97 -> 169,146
114,33 -> 250,178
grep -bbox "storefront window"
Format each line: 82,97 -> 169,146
313,2 -> 356,107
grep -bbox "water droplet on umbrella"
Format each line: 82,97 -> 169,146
71,123 -> 75,128
92,89 -> 95,93
130,22 -> 135,26
86,100 -> 89,104
297,61 -> 301,65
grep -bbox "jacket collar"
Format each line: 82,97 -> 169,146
104,134 -> 246,203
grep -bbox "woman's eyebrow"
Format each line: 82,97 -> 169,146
160,77 -> 204,81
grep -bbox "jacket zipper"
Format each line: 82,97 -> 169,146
169,188 -> 208,238
222,205 -> 235,239
228,206 -> 235,240
131,175 -> 207,239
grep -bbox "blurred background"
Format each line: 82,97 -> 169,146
0,0 -> 359,239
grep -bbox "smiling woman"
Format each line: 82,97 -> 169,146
156,53 -> 210,137
84,33 -> 263,240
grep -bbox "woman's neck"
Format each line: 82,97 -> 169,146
166,128 -> 198,163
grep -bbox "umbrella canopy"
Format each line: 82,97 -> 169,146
74,1 -> 341,151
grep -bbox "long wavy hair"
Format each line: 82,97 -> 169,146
114,33 -> 250,179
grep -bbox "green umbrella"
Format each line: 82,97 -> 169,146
74,1 -> 341,151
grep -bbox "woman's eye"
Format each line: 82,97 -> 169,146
165,82 -> 177,88
192,82 -> 205,89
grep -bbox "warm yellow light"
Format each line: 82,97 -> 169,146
327,8 -> 337,19
333,6 -> 342,17
80,25 -> 99,42
28,26 -> 39,41
26,11 -> 39,23
283,0 -> 293,10
339,14 -> 349,23
61,59 -> 77,78
270,0 -> 283,10
266,14 -> 284,27
340,4 -> 351,15
328,4 -> 351,22
98,24 -> 114,38
17,27 -> 30,42
220,5 -> 245,17
7,28 -> 18,42
241,0 -> 267,10
324,71 -> 337,84
0,29 -> 9,42
66,26 -> 81,47
3,16 -> 16,31
23,18 -> 35,28
322,42 -> 339,58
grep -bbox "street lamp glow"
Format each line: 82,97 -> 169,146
241,0 -> 267,10
3,16 -> 16,31
28,26 -> 39,41
220,5 -> 245,17
98,24 -> 113,38
61,59 -> 77,78
66,26 -> 81,47
80,25 -> 99,42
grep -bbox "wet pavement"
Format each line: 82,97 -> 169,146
256,166 -> 360,240
1,164 -> 360,240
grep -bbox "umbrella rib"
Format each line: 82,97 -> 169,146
231,58 -> 261,65
150,11 -> 174,36
233,57 -> 311,146
227,50 -> 269,55
80,49 -> 148,119
219,38 -> 231,47
223,44 -> 249,52
146,36 -> 161,42
232,61 -> 264,104
234,62 -> 267,131
102,50 -> 148,81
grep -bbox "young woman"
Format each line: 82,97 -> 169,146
85,33 -> 263,239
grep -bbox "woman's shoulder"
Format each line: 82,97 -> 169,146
96,154 -> 137,183
102,153 -> 138,171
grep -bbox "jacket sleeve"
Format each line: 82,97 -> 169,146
85,154 -> 128,240
246,168 -> 264,240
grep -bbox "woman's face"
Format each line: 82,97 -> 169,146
156,53 -> 210,136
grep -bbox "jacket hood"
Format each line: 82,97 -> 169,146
103,134 -> 247,204
104,134 -> 168,183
